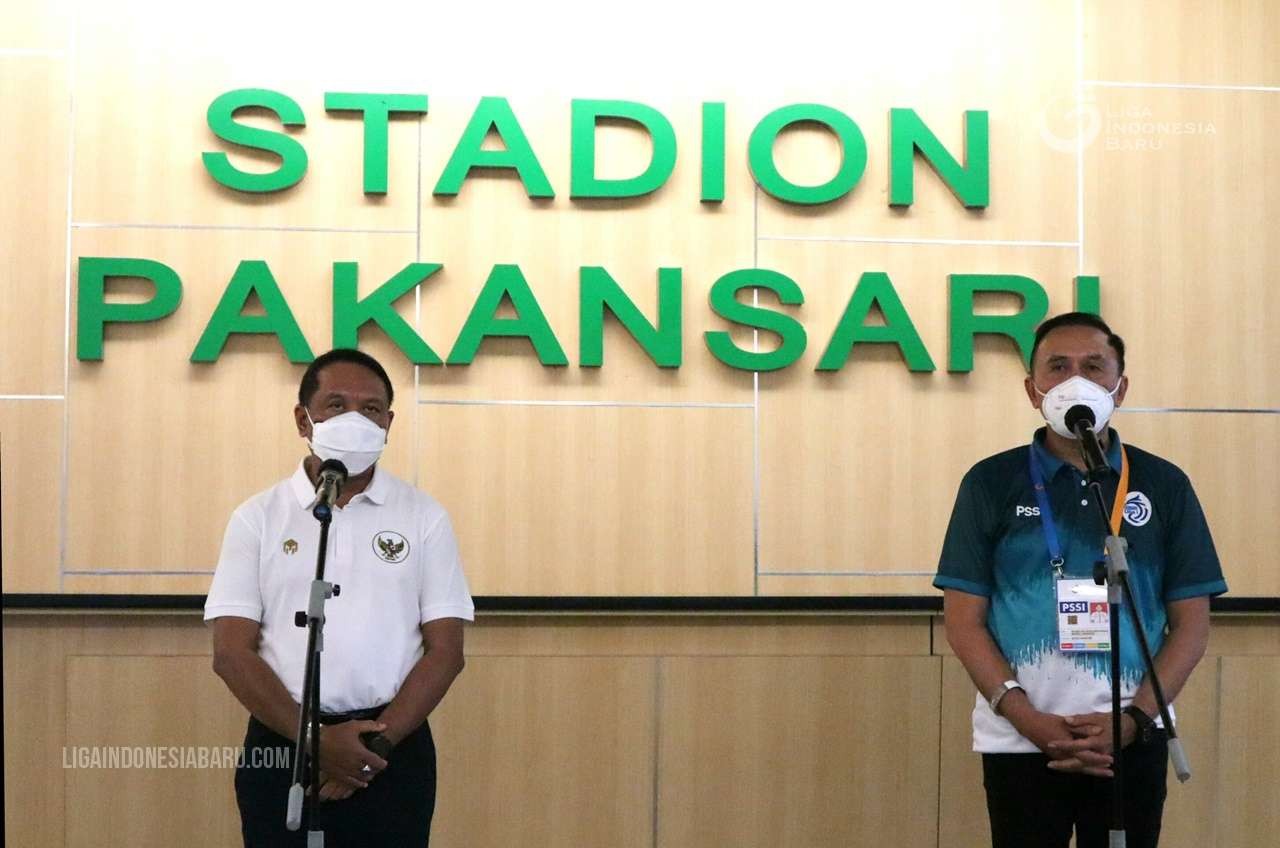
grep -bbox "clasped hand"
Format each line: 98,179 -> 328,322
315,720 -> 389,802
1019,711 -> 1132,777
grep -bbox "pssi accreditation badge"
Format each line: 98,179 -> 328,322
1056,578 -> 1111,652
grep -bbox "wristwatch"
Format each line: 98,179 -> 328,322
989,680 -> 1024,715
360,731 -> 395,760
1123,705 -> 1156,745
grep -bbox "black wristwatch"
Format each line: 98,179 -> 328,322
1122,705 -> 1155,745
360,731 -> 395,760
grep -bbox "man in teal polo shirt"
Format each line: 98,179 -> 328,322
935,312 -> 1227,848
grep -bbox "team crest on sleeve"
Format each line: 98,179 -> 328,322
373,531 -> 410,563
1123,492 -> 1152,527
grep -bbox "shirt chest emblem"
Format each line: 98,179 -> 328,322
282,538 -> 299,555
373,531 -> 410,564
1123,491 -> 1152,527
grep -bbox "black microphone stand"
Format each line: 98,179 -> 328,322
285,490 -> 342,844
1083,448 -> 1190,848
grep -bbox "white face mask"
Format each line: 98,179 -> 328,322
306,410 -> 387,475
1034,375 -> 1122,439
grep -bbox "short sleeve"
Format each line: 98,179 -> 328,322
418,511 -> 475,623
934,466 -> 997,598
1160,473 -> 1228,602
204,508 -> 265,622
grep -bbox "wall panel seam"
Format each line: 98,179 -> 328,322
1087,81 -> 1280,93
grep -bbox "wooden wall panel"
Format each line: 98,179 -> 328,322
755,0 -> 1077,243
0,0 -> 68,50
1084,88 -> 1280,409
3,613 -> 1276,848
1084,0 -> 1280,86
0,56 -> 67,395
756,239 -> 1079,581
65,228 -> 416,576
464,614 -> 931,657
1,400 -> 63,592
1216,656 -> 1280,846
431,656 -> 657,848
2,616 -> 71,848
1113,411 -> 1280,596
656,655 -> 942,848
68,4 -> 430,231
418,403 -> 754,595
938,656 -> 991,848
63,655 -> 245,848
62,574 -> 214,594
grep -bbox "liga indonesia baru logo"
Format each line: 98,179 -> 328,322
1123,492 -> 1152,527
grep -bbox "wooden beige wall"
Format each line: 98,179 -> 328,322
2,1 -> 1278,599
3,611 -> 1277,847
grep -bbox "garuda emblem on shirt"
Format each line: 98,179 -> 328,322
373,531 -> 410,564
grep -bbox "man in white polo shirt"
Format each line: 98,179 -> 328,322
206,348 -> 474,847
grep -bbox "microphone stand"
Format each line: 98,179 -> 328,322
285,496 -> 341,845
1083,455 -> 1190,848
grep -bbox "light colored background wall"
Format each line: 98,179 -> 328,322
4,3 -> 1278,845
3,611 -> 1277,848
2,0 -> 1277,599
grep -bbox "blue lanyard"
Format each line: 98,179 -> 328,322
1027,446 -> 1066,578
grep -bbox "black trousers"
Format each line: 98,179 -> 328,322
235,714 -> 436,848
982,734 -> 1168,848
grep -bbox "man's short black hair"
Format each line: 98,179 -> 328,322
298,348 -> 394,407
1029,312 -> 1125,375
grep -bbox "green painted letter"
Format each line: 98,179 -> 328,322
202,89 -> 308,193
701,102 -> 726,203
76,257 -> 182,360
889,108 -> 989,208
748,104 -> 867,205
324,92 -> 429,194
818,272 -> 935,371
579,267 -> 682,367
704,269 -> 807,371
191,261 -> 313,362
433,97 -> 554,198
570,99 -> 677,199
333,262 -> 442,363
447,265 -> 567,365
948,274 -> 1049,371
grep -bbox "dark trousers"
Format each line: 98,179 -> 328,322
235,714 -> 437,848
982,734 -> 1168,848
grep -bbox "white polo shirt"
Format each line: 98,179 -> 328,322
205,461 -> 474,713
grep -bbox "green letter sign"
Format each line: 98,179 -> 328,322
202,89 -> 308,193
948,274 -> 1048,371
447,264 -> 567,365
748,104 -> 867,205
818,272 -> 935,371
570,99 -> 678,199
579,267 -> 682,367
333,262 -> 442,363
324,92 -> 429,194
77,257 -> 183,360
704,269 -> 807,371
889,108 -> 989,208
191,261 -> 313,362
434,97 -> 554,198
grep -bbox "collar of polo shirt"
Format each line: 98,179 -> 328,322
1032,426 -> 1124,479
289,459 -> 390,509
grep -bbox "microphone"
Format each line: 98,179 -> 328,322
1064,405 -> 1110,478
308,459 -> 348,518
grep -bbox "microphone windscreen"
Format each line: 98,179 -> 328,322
1064,404 -> 1096,432
318,458 -> 349,480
